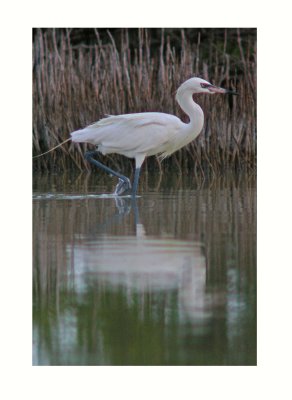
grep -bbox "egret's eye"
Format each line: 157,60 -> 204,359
200,83 -> 211,89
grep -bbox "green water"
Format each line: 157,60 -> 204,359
33,172 -> 256,365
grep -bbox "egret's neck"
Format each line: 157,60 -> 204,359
176,91 -> 204,135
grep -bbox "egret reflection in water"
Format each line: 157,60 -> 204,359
33,173 -> 256,365
67,197 -> 210,326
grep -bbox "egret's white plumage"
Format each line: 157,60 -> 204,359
70,77 -> 236,196
72,112 -> 188,162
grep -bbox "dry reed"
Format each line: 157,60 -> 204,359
33,28 -> 256,175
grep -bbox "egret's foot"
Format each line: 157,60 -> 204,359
114,178 -> 132,196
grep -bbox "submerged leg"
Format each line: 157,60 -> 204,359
84,151 -> 131,195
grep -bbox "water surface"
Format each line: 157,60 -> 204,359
33,172 -> 256,365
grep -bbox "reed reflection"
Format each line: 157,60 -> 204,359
33,172 -> 256,365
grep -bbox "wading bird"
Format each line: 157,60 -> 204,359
35,77 -> 237,196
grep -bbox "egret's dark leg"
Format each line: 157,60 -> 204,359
131,167 -> 141,197
131,195 -> 140,223
84,151 -> 131,195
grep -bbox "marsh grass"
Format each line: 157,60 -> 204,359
33,28 -> 256,176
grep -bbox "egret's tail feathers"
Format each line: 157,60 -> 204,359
33,138 -> 71,159
70,128 -> 94,143
70,118 -> 112,143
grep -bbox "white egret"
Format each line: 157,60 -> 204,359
35,77 -> 237,196
71,77 -> 237,195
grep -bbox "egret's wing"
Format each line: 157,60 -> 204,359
101,113 -> 182,156
71,113 -> 183,157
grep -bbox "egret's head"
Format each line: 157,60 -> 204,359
178,77 -> 237,95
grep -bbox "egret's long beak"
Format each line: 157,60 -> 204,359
209,85 -> 238,95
